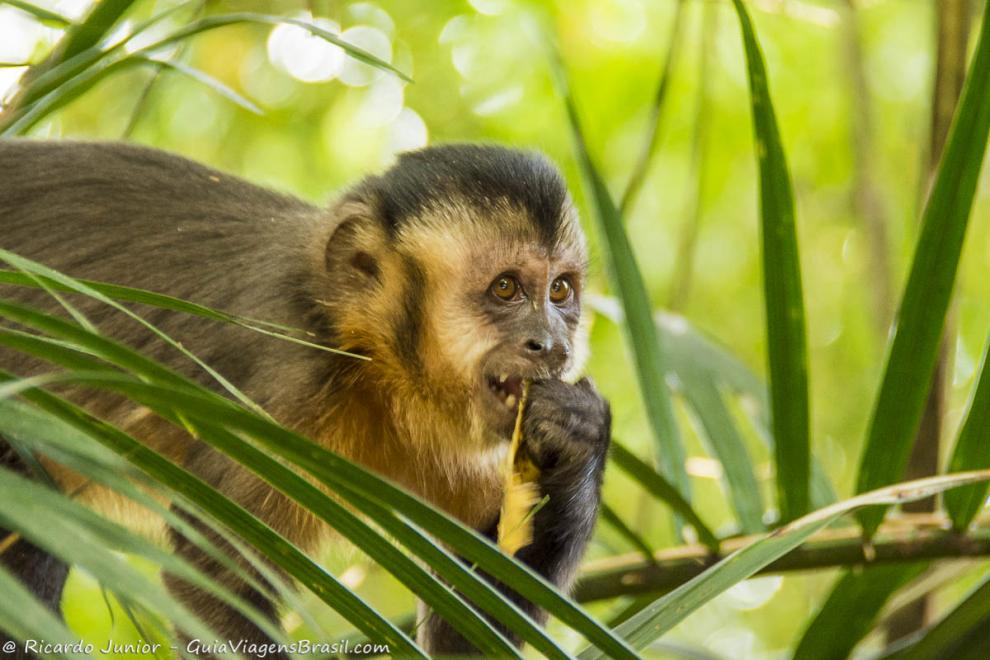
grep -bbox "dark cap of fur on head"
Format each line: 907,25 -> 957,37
358,144 -> 570,245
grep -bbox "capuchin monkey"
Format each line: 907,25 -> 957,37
0,140 -> 611,656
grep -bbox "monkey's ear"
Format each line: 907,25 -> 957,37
324,200 -> 386,287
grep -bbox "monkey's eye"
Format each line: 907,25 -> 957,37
491,275 -> 520,301
549,276 -> 572,304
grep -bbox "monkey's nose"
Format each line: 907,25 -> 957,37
526,338 -> 553,355
524,336 -> 552,355
523,336 -> 570,370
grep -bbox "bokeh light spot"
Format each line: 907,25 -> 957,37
338,26 -> 392,87
389,107 -> 428,155
267,16 -> 345,84
357,76 -> 405,128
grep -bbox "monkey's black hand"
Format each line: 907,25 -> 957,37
517,377 -> 611,584
420,379 -> 611,654
523,377 -> 610,473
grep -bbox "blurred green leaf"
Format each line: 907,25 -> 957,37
945,333 -> 990,529
577,471 -> 990,657
856,2 -> 990,539
0,249 -> 265,415
619,0 -> 686,217
1,0 -> 71,27
591,299 -> 836,518
47,0 -> 138,66
730,0 -> 811,523
0,270 -> 358,356
599,502 -> 658,565
151,13 -> 411,82
0,368 -> 423,655
6,2 -> 190,117
885,568 -> 990,659
0,566 -> 81,658
682,377 -> 764,533
793,563 -> 927,660
129,56 -> 262,115
610,442 -> 718,552
549,43 -> 690,517
0,470 -> 229,653
2,6 -> 409,135
657,311 -> 836,509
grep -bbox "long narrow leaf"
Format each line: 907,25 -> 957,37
548,43 -> 690,510
148,13 -> 410,82
53,372 -> 637,658
3,2 -> 191,123
2,0 -> 71,27
886,568 -> 990,659
0,362 -> 490,653
0,299 -> 634,657
0,472 -> 228,653
0,374 -> 423,656
0,270 -> 362,356
590,298 -> 837,508
0,566 -> 82,658
0,249 -> 266,415
0,395 -> 309,620
619,0 -> 686,216
599,502 -> 657,564
46,0 -> 137,66
856,2 -> 990,539
0,467 -> 286,646
129,56 -> 262,115
610,442 -> 718,551
793,564 -> 927,660
577,471 -> 990,657
680,378 -> 764,533
2,7 -> 409,135
945,332 -> 990,529
730,0 -> 811,522
180,420 -> 529,658
0,326 -> 418,652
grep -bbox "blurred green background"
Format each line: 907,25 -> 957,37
3,0 -> 989,656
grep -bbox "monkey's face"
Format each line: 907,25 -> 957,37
398,206 -> 589,441
474,251 -> 585,436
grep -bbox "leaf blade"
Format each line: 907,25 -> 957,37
548,41 -> 690,512
610,442 -> 718,552
793,564 -> 927,660
945,333 -> 990,529
855,2 -> 990,538
576,471 -> 990,657
730,0 -> 811,522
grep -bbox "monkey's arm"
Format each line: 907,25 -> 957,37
421,378 -> 611,654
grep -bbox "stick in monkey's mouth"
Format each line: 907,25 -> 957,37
498,379 -> 541,555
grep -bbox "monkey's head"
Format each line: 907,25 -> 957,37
318,144 -> 589,450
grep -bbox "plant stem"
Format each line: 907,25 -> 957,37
840,0 -> 894,335
618,0 -> 686,218
668,2 -> 715,311
574,517 -> 990,602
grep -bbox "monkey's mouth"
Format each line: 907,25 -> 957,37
486,373 -> 525,409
